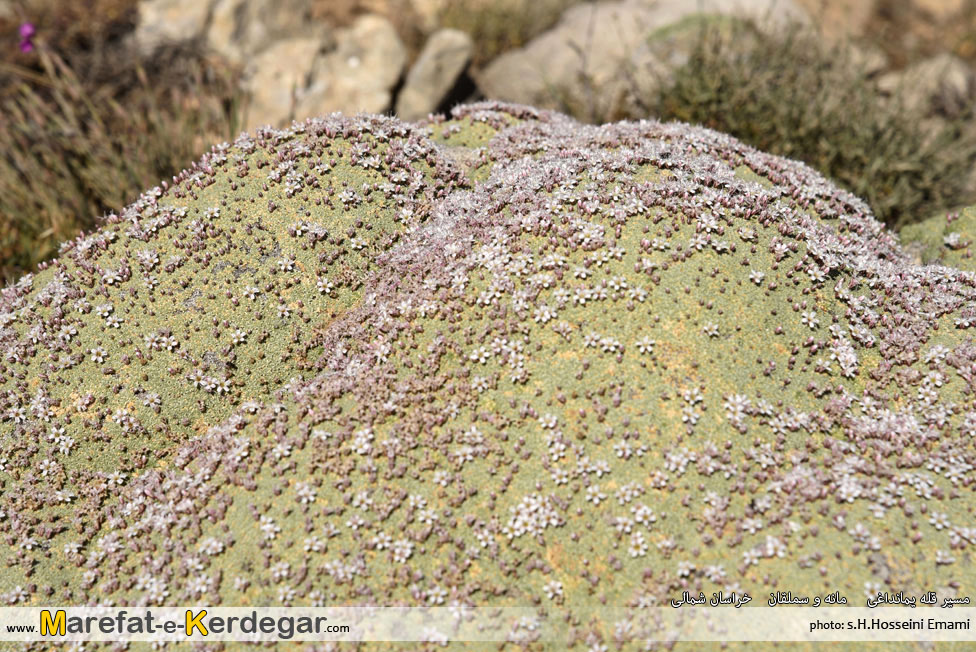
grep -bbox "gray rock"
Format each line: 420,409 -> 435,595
207,0 -> 321,65
476,2 -> 649,121
133,0 -> 217,55
476,0 -> 807,121
296,15 -> 407,120
242,15 -> 406,130
243,36 -> 331,129
396,28 -> 474,121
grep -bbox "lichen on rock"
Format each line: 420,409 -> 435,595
1,103 -> 974,645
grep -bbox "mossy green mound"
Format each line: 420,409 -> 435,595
1,103 -> 975,649
900,205 -> 976,271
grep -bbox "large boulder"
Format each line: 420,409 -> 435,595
2,104 -> 974,638
241,35 -> 333,130
132,0 -> 217,55
396,28 -> 474,120
242,15 -> 406,130
206,0 -> 320,66
132,2 -> 406,130
477,0 -> 808,121
296,14 -> 407,120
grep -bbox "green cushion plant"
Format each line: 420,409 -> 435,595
1,103 -> 974,648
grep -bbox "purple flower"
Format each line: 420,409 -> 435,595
18,23 -> 36,53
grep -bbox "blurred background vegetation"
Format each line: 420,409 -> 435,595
641,19 -> 976,230
2,0 -> 976,282
0,0 -> 243,281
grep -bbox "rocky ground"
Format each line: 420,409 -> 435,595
104,0 -> 976,130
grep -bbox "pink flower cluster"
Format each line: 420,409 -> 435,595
19,23 -> 35,53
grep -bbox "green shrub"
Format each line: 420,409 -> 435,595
0,45 -> 244,282
642,18 -> 976,230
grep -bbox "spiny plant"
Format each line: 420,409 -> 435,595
1,103 -> 975,650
